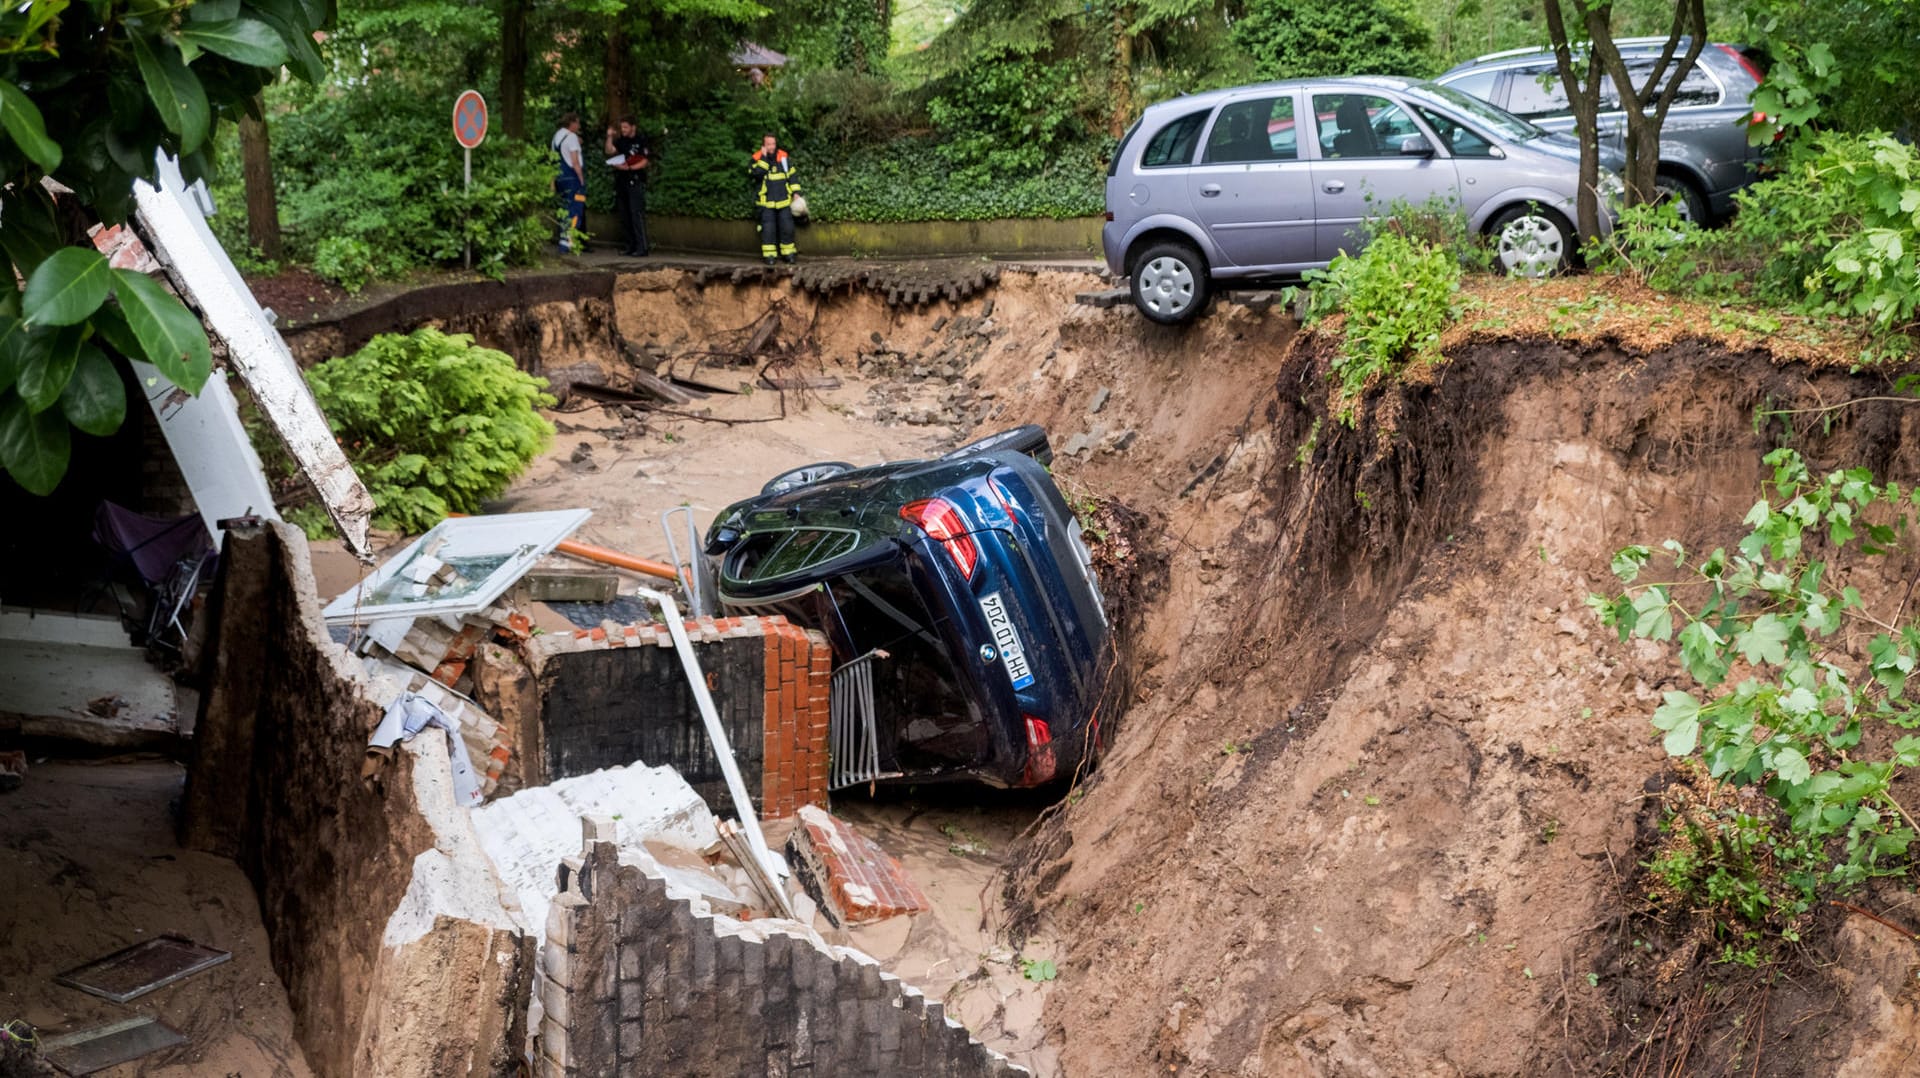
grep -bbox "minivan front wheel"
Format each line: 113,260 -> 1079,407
1129,241 -> 1209,325
1489,205 -> 1573,278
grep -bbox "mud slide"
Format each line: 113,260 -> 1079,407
303,266 -> 1919,1075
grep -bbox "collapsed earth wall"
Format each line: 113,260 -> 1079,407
182,522 -> 532,1077
537,818 -> 1028,1078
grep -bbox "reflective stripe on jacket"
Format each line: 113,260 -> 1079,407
749,149 -> 798,209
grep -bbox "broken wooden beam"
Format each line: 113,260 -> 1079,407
759,375 -> 842,392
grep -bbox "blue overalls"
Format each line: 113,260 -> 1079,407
553,129 -> 586,250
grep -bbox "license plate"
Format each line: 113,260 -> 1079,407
979,591 -> 1035,690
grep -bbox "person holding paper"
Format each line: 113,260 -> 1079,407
604,117 -> 651,257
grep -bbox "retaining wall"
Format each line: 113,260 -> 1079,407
524,615 -> 830,818
588,213 -> 1101,258
182,522 -> 532,1077
537,818 -> 1028,1077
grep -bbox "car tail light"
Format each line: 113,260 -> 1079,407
1104,210 -> 1115,222
900,498 -> 978,578
1716,43 -> 1766,85
986,477 -> 1021,523
1023,715 -> 1057,785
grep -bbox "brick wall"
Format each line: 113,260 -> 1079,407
537,817 -> 1028,1078
526,615 -> 830,818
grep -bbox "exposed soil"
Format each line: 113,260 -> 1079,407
285,265 -> 1920,1076
0,759 -> 312,1076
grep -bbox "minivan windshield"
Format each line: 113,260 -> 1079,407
1415,82 -> 1547,142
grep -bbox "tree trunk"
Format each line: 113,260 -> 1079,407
239,95 -> 282,260
1111,5 -> 1133,137
1590,0 -> 1707,206
1542,0 -> 1604,241
605,21 -> 631,124
500,0 -> 528,139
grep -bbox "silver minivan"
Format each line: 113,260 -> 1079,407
1102,75 -> 1622,324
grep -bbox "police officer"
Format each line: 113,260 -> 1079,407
550,113 -> 586,252
604,117 -> 651,257
749,132 -> 799,265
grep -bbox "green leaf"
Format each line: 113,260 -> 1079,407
0,190 -> 62,276
176,18 -> 289,67
190,0 -> 242,21
0,316 -> 30,392
1678,620 -> 1728,685
1663,718 -> 1700,756
1652,691 -> 1701,731
130,33 -> 211,153
0,78 -> 60,173
0,391 -> 71,495
1631,588 -> 1673,641
21,248 -> 112,327
1738,614 -> 1792,667
17,325 -> 80,412
60,345 -> 125,436
88,303 -> 144,360
249,0 -> 326,83
1772,745 -> 1813,786
111,271 -> 212,393
1610,545 -> 1650,583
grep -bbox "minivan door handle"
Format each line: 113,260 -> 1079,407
1199,184 -> 1222,197
1322,180 -> 1346,194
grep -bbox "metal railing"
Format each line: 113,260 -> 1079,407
829,650 -> 900,790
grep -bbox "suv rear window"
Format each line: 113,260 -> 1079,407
1141,109 -> 1209,168
727,527 -> 862,584
1505,57 -> 1721,119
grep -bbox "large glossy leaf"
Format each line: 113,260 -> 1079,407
22,247 -> 112,327
249,0 -> 325,83
111,271 -> 212,393
0,78 -> 60,172
190,0 -> 242,21
17,325 -> 82,413
0,391 -> 71,495
0,316 -> 29,392
0,189 -> 62,276
88,302 -> 144,360
130,33 -> 211,153
177,18 -> 289,67
61,345 -> 126,436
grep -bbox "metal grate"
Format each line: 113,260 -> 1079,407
829,651 -> 899,790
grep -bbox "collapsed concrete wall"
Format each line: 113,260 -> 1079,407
182,522 -> 531,1077
538,818 -> 1028,1078
524,615 -> 831,818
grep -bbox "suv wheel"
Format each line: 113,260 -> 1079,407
1489,205 -> 1573,278
761,461 -> 854,495
1129,240 -> 1209,325
1655,175 -> 1708,226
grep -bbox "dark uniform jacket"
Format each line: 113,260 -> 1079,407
749,148 -> 798,208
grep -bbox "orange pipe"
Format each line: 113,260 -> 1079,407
443,512 -> 683,581
555,538 -> 681,581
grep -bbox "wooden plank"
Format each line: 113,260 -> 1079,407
631,370 -> 696,405
758,375 -> 842,392
744,314 -> 781,357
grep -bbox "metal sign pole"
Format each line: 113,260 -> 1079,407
463,146 -> 472,270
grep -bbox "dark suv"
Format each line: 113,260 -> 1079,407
704,428 -> 1111,790
1436,38 -> 1767,223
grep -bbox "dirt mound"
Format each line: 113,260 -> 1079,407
959,304 -> 1920,1075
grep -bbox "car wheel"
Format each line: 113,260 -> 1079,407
1655,175 -> 1708,226
1129,240 -> 1209,325
761,461 -> 854,495
1489,204 -> 1574,278
942,424 -> 1052,466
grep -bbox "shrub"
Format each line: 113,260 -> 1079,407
1231,0 -> 1435,82
1591,132 -> 1920,332
259,82 -> 554,290
1301,231 -> 1462,418
305,328 -> 555,534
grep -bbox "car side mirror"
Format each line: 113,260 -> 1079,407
1398,134 -> 1435,157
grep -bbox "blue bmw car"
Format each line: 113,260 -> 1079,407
704,427 -> 1112,789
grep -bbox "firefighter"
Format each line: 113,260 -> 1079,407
749,132 -> 799,265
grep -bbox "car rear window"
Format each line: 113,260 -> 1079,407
1202,96 -> 1299,163
1443,68 -> 1499,102
727,527 -> 862,584
1141,109 -> 1209,168
1506,65 -> 1572,118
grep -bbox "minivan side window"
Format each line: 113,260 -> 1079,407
1202,96 -> 1299,163
1140,110 -> 1209,168
1313,93 -> 1418,158
1414,105 -> 1497,157
1623,58 -> 1722,108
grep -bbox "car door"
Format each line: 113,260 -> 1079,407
1309,90 -> 1458,261
1184,91 -> 1316,270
